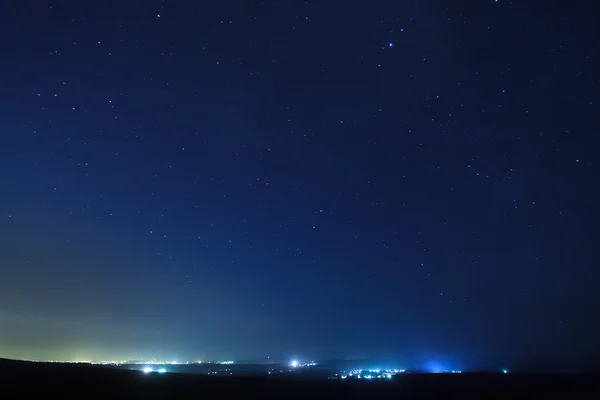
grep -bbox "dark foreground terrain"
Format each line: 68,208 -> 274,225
1,358 -> 599,399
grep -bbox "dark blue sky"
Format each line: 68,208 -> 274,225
1,0 -> 598,368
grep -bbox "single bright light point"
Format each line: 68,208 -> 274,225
143,367 -> 153,373
290,360 -> 298,368
502,369 -> 508,374
157,368 -> 166,374
388,42 -> 393,47
386,373 -> 392,379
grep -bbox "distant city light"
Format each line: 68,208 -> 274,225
502,369 -> 508,374
142,367 -> 153,373
426,361 -> 445,373
339,368 -> 400,381
218,361 -> 234,365
290,360 -> 299,368
157,368 -> 167,374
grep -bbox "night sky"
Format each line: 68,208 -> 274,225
1,0 -> 598,368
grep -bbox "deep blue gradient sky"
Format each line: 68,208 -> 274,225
1,0 -> 598,368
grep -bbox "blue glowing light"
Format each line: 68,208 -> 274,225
142,367 -> 152,373
426,361 -> 444,373
157,368 -> 167,374
502,369 -> 508,374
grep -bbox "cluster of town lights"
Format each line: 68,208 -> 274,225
340,369 -> 405,380
142,367 -> 167,374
